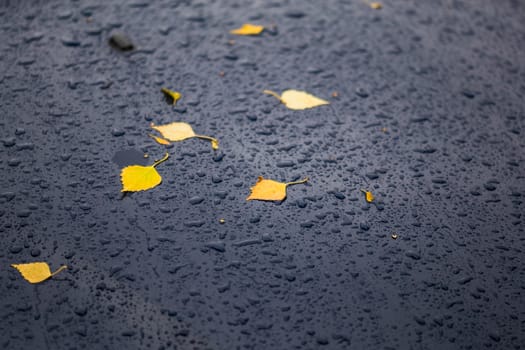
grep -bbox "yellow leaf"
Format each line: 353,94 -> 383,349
263,89 -> 329,110
150,122 -> 219,150
230,23 -> 264,36
361,189 -> 375,203
370,2 -> 382,9
11,262 -> 67,284
247,176 -> 308,201
161,88 -> 182,105
151,122 -> 195,141
121,153 -> 169,192
148,133 -> 171,145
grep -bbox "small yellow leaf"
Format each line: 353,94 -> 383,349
230,23 -> 264,36
263,89 -> 329,110
247,176 -> 308,201
161,88 -> 182,105
121,166 -> 162,192
151,122 -> 196,141
361,189 -> 375,203
370,2 -> 382,9
150,122 -> 219,150
121,153 -> 169,192
247,177 -> 287,201
148,134 -> 171,145
11,262 -> 67,284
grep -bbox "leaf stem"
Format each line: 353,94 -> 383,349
194,134 -> 215,142
286,177 -> 309,186
263,90 -> 284,103
152,152 -> 170,167
51,265 -> 68,277
194,135 -> 219,150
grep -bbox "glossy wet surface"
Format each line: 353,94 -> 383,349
0,0 -> 524,349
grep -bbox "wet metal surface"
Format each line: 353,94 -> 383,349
0,0 -> 524,349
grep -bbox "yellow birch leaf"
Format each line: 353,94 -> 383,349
11,262 -> 67,284
263,89 -> 329,110
121,153 -> 169,192
361,189 -> 375,203
230,23 -> 264,36
370,2 -> 382,9
150,122 -> 219,150
148,133 -> 171,145
247,176 -> 309,201
161,88 -> 182,105
151,122 -> 195,141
